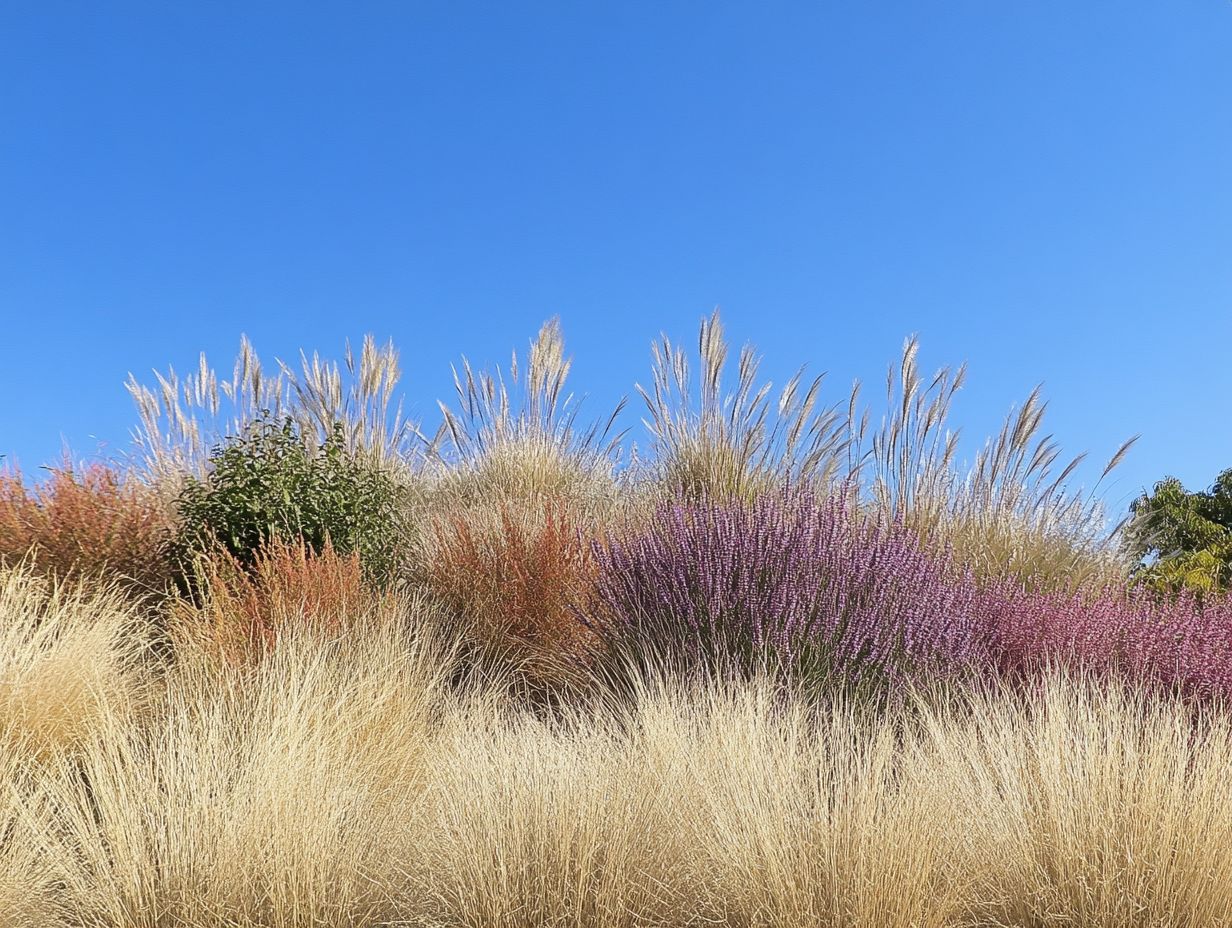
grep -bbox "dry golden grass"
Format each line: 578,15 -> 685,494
4,582 -> 1232,928
8,322 -> 1212,925
0,569 -> 148,926
0,569 -> 149,764
944,679 -> 1232,927
0,750 -> 67,927
422,436 -> 619,514
29,600 -> 461,928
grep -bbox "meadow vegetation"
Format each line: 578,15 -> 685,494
1,315 -> 1229,927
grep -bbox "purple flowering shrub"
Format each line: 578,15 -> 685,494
584,488 -> 1232,702
587,491 -> 992,689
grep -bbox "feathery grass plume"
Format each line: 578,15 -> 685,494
637,310 -> 862,501
0,567 -> 149,763
281,335 -> 418,475
126,333 -> 417,487
35,600 -> 460,928
0,460 -> 174,596
426,317 -> 626,509
173,539 -> 390,666
424,499 -> 602,690
862,335 -> 1137,590
589,489 -> 991,694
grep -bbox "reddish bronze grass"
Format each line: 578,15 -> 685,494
0,461 -> 173,594
426,501 -> 601,684
178,539 -> 379,665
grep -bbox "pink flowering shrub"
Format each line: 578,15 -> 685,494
987,582 -> 1232,700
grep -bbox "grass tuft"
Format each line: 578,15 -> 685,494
0,461 -> 174,595
638,309 -> 860,501
424,499 -> 602,689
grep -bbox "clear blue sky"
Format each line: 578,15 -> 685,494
2,1 -> 1230,518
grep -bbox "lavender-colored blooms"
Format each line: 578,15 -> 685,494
590,491 -> 991,687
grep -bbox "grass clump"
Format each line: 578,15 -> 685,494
424,500 -> 601,689
425,318 -> 624,511
34,600 -> 456,928
0,567 -> 149,763
638,310 -> 859,502
417,321 -> 623,694
0,461 -> 174,595
862,335 -> 1137,591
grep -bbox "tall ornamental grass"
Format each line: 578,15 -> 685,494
417,320 -> 623,691
637,310 -> 860,501
121,314 -> 1136,594
634,313 -> 1134,592
126,334 -> 417,486
425,318 -> 625,511
862,335 -> 1137,590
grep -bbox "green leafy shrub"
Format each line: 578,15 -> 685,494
174,415 -> 409,587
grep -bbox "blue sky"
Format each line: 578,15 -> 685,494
2,1 -> 1229,518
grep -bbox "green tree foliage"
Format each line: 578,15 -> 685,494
174,414 -> 409,587
1127,468 -> 1232,594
